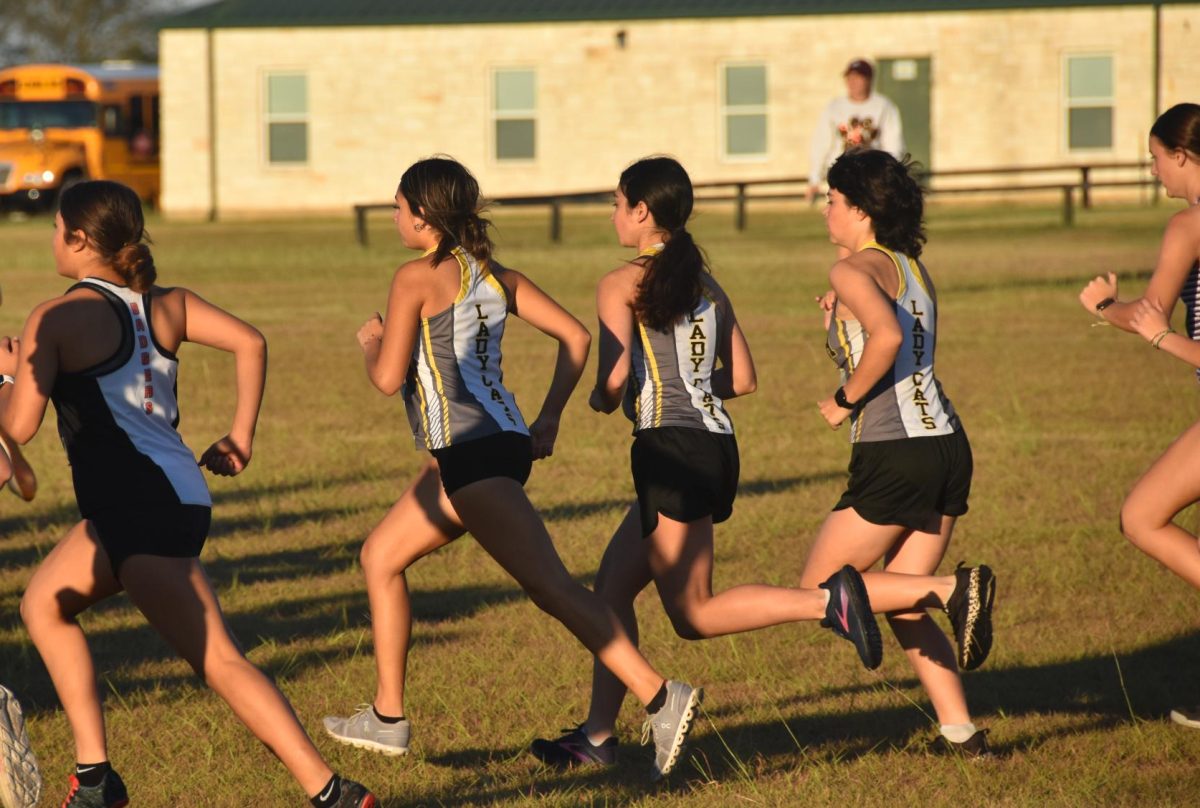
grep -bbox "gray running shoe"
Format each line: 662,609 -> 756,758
323,706 -> 410,757
0,685 -> 40,808
641,681 -> 703,781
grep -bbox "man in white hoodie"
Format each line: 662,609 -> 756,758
807,59 -> 905,203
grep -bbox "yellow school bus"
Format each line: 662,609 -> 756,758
0,62 -> 159,210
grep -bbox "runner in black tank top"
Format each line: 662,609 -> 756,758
0,181 -> 375,808
1079,103 -> 1200,729
531,157 -> 992,769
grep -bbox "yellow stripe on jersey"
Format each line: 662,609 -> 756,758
412,341 -> 433,450
835,318 -> 856,374
636,321 -> 663,427
861,240 -> 906,301
833,318 -> 864,443
421,317 -> 452,446
907,254 -> 933,298
452,249 -> 471,306
482,269 -> 507,308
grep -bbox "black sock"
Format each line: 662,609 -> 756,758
373,706 -> 405,724
75,761 -> 111,788
646,682 -> 668,715
311,774 -> 341,808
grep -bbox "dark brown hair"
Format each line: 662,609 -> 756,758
620,156 -> 709,331
60,180 -> 156,292
398,157 -> 493,267
1150,103 -> 1200,160
826,150 -> 926,258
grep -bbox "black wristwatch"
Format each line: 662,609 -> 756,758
834,386 -> 858,409
1094,297 -> 1116,312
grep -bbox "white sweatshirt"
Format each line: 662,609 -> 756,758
809,93 -> 905,184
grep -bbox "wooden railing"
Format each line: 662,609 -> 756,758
353,161 -> 1157,246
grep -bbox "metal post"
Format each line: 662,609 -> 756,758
550,200 -> 562,243
1080,166 -> 1091,209
1062,185 -> 1074,227
355,205 -> 368,247
735,183 -> 746,231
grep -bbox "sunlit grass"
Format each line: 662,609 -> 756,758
1,200 -> 1198,806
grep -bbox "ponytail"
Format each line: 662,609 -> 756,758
620,157 -> 708,331
60,180 -> 157,290
398,156 -> 494,267
634,229 -> 707,331
113,243 -> 157,293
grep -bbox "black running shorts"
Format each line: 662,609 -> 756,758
630,426 -> 739,537
431,431 -> 533,497
88,503 -> 212,581
833,429 -> 972,533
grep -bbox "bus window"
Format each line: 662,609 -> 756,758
102,104 -> 125,137
0,100 -> 98,129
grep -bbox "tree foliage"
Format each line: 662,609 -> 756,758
0,0 -> 178,65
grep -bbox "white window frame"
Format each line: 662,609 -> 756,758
263,70 -> 309,168
492,67 -> 537,163
720,61 -> 769,162
1063,53 -> 1114,153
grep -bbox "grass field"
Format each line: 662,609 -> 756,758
2,199 -> 1199,807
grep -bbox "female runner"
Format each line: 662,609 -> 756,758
323,157 -> 701,780
802,150 -> 995,756
1,181 -> 376,807
1080,103 -> 1200,729
531,156 -> 994,766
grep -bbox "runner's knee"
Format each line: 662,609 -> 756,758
662,602 -> 708,640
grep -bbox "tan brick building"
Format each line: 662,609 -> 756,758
157,1 -> 1200,217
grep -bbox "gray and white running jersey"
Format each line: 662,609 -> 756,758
402,247 -> 528,450
623,275 -> 734,435
826,242 -> 960,443
1179,260 -> 1200,382
50,278 -> 210,515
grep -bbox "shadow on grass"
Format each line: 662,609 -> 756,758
207,466 -> 404,509
0,580 -> 526,711
388,630 -> 1200,801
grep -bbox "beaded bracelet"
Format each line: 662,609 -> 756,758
1151,328 -> 1175,349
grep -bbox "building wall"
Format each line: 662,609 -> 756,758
160,29 -> 212,215
159,5 -> 1199,217
1163,6 -> 1200,109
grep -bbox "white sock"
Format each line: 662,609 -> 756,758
582,724 -> 611,746
940,722 -> 977,743
822,589 -> 831,608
